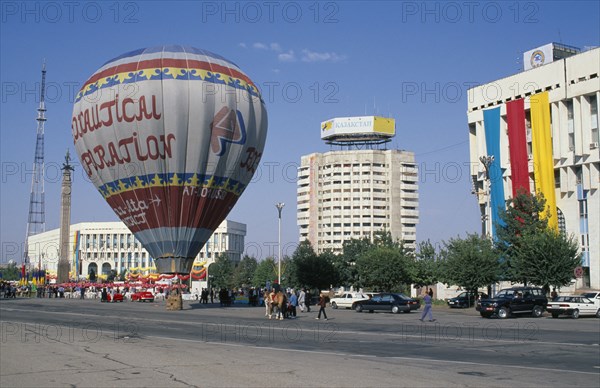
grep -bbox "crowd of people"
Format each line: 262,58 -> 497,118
1,281 -> 333,319
262,287 -> 328,320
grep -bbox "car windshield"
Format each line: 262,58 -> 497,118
395,293 -> 410,300
555,296 -> 590,303
495,290 -> 515,298
581,293 -> 597,298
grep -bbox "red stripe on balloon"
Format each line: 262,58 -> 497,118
81,58 -> 254,93
104,186 -> 239,233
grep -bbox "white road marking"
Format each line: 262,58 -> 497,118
1,306 -> 599,348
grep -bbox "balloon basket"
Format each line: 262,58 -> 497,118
166,279 -> 183,311
166,292 -> 183,310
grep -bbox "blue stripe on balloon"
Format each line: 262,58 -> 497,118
97,173 -> 246,198
75,70 -> 261,103
134,226 -> 214,259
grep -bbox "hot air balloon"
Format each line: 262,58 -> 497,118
72,46 -> 267,274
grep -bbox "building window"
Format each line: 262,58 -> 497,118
566,100 -> 575,150
525,111 -> 533,158
590,95 -> 599,143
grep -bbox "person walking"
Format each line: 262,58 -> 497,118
315,293 -> 328,320
419,291 -> 435,322
289,290 -> 298,318
298,288 -> 306,312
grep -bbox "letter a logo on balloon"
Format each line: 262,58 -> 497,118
210,106 -> 247,156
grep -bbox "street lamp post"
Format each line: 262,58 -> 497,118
479,155 -> 495,296
275,202 -> 285,286
479,155 -> 494,238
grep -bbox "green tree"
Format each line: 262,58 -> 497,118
233,255 -> 258,287
411,240 -> 439,288
496,191 -> 549,280
252,257 -> 277,288
107,269 -> 117,282
210,253 -> 234,289
439,234 -> 501,303
373,230 -> 398,249
0,263 -> 20,281
511,229 -> 581,293
339,237 -> 373,287
355,244 -> 413,292
291,240 -> 336,290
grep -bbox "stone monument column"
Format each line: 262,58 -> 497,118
57,151 -> 74,284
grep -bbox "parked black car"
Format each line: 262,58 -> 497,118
447,291 -> 488,308
477,287 -> 548,319
353,293 -> 420,314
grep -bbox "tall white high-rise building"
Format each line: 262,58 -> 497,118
298,116 -> 419,253
467,44 -> 599,289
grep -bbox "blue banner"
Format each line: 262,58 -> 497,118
483,107 -> 507,239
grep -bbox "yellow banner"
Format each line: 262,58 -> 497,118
530,91 -> 558,229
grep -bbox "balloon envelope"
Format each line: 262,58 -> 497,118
72,46 -> 267,273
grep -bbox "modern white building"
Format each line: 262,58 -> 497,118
27,219 -> 246,278
467,44 -> 599,289
298,116 -> 419,253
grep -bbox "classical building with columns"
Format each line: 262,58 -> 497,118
467,44 -> 599,289
26,220 -> 246,279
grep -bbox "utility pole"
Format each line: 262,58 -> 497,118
479,155 -> 495,296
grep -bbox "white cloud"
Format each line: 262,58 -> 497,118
278,50 -> 296,62
238,42 -> 247,48
270,43 -> 282,52
253,42 -> 269,50
301,49 -> 346,63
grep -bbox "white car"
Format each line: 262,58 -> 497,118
580,292 -> 600,309
330,292 -> 369,309
546,295 -> 600,318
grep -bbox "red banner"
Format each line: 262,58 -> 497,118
506,99 -> 530,197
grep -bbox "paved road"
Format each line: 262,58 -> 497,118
1,298 -> 599,387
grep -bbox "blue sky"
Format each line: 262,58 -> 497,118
1,1 -> 598,262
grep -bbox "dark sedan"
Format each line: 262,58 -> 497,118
447,291 -> 487,308
353,293 -> 420,314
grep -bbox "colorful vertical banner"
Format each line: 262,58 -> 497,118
483,107 -> 507,238
530,91 -> 558,229
73,231 -> 80,279
506,99 -> 530,197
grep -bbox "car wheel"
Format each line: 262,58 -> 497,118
596,309 -> 600,318
572,309 -> 579,319
392,305 -> 400,314
498,307 -> 510,319
355,304 -> 363,312
331,302 -> 338,309
552,313 -> 559,318
532,305 -> 543,318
